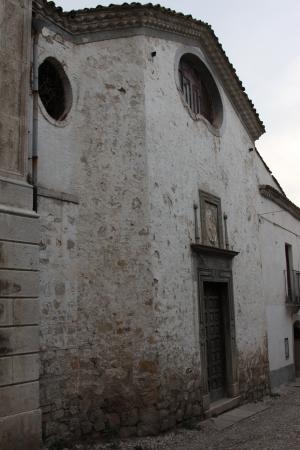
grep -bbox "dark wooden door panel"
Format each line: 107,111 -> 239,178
204,283 -> 226,401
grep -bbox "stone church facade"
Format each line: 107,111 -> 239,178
1,1 -> 300,449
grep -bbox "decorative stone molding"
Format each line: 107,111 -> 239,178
191,244 -> 239,259
259,185 -> 300,221
32,0 -> 265,142
192,259 -> 239,412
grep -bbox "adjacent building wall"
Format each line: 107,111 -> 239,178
258,195 -> 300,387
36,26 -> 275,446
252,153 -> 300,387
34,13 -> 300,448
0,1 -> 41,449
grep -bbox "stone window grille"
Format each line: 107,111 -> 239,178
179,59 -> 213,122
177,53 -> 223,129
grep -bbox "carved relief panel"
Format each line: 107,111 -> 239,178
199,190 -> 224,248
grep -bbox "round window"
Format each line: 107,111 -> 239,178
178,54 -> 223,129
38,57 -> 72,122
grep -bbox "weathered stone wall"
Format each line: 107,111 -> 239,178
2,2 -> 300,447
0,1 -> 42,449
143,36 -> 270,403
38,194 -> 80,444
37,29 -> 161,445
35,23 -> 295,447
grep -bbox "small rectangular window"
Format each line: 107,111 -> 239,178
285,337 -> 289,359
285,243 -> 293,300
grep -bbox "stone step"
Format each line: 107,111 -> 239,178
205,396 -> 240,419
207,401 -> 270,430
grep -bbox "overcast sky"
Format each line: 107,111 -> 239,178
56,0 -> 300,205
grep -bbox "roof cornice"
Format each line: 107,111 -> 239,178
259,185 -> 300,221
32,1 -> 265,141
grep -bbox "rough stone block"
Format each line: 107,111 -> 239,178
176,408 -> 184,422
120,426 -> 137,438
106,413 -> 121,431
184,402 -> 193,418
94,417 -> 105,432
0,357 -> 13,386
81,421 -> 92,434
160,414 -> 176,431
0,241 -> 38,270
13,299 -> 39,325
137,423 -> 159,437
159,408 -> 169,419
121,408 -> 139,426
52,409 -> 64,420
139,407 -> 159,425
0,298 -> 13,326
0,409 -> 42,450
0,213 -> 39,244
192,403 -> 202,416
13,354 -> 39,384
0,382 -> 39,416
0,178 -> 33,210
0,270 -> 39,298
0,326 -> 39,356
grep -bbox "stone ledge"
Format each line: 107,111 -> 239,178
37,185 -> 79,205
204,396 -> 240,419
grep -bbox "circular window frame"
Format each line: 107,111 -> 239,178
38,57 -> 73,127
174,47 -> 224,136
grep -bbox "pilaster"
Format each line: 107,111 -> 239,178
0,1 -> 41,449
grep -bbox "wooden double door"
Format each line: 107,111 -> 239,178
204,282 -> 227,401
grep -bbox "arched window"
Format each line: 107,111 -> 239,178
178,54 -> 222,128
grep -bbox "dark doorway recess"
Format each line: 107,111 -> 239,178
294,321 -> 300,377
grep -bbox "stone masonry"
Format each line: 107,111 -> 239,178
1,2 -> 300,449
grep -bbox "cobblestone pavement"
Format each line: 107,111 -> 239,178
49,381 -> 300,450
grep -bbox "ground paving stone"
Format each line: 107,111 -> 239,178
46,382 -> 300,450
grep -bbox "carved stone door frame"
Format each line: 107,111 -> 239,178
191,244 -> 239,411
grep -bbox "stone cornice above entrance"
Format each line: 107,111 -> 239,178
191,243 -> 239,259
32,0 -> 265,142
